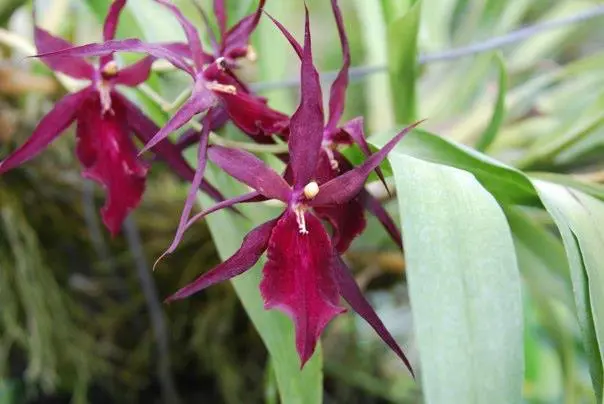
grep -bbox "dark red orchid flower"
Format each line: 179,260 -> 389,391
165,10 -> 417,374
0,2 -> 142,235
1,1 -> 226,235
269,0 -> 401,251
33,0 -> 288,150
31,0 -> 286,241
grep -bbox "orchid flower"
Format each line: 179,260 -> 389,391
0,0 -> 221,234
269,0 -> 402,251
32,0 -> 288,247
165,9 -> 417,374
34,0 -> 288,150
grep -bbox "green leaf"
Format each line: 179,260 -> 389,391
128,0 -> 185,42
195,162 -> 323,404
372,129 -> 539,206
389,153 -> 524,404
387,0 -> 421,124
353,0 -> 396,131
475,53 -> 507,152
531,172 -> 604,202
534,181 -> 604,402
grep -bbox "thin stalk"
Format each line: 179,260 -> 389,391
123,217 -> 181,404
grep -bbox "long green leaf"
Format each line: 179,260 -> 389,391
475,53 -> 507,152
534,181 -> 604,402
371,129 -> 539,205
389,153 -> 523,404
353,0 -> 395,131
197,163 -> 323,404
387,0 -> 421,124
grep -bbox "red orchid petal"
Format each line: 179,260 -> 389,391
314,201 -> 365,253
157,113 -> 211,266
261,210 -> 345,366
33,27 -> 95,80
213,0 -> 227,39
207,145 -> 291,202
311,122 -> 422,206
312,151 -> 366,253
155,0 -> 206,70
34,39 -> 194,76
222,0 -> 265,59
139,91 -> 216,154
334,255 -> 414,376
0,89 -> 90,174
119,93 -> 225,203
358,189 -> 403,250
186,191 -> 263,228
162,41 -> 215,65
325,0 -> 350,133
218,90 -> 289,137
76,95 -> 148,236
289,6 -> 325,189
266,13 -> 302,59
103,0 -> 126,41
115,56 -> 155,86
166,217 -> 278,301
157,190 -> 263,267
341,117 -> 389,193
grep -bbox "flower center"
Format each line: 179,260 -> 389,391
101,61 -> 119,78
303,181 -> 319,200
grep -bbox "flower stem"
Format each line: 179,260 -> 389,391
187,119 -> 289,154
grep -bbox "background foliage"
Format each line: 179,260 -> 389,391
1,0 -> 604,403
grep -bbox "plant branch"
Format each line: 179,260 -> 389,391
250,5 -> 604,92
187,120 -> 289,154
123,216 -> 181,404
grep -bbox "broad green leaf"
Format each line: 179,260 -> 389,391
389,153 -> 523,404
387,0 -> 420,124
534,181 -> 604,402
531,172 -> 604,202
371,129 -> 539,206
475,53 -> 507,152
195,162 -> 323,404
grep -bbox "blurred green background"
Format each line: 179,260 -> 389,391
1,0 -> 604,402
